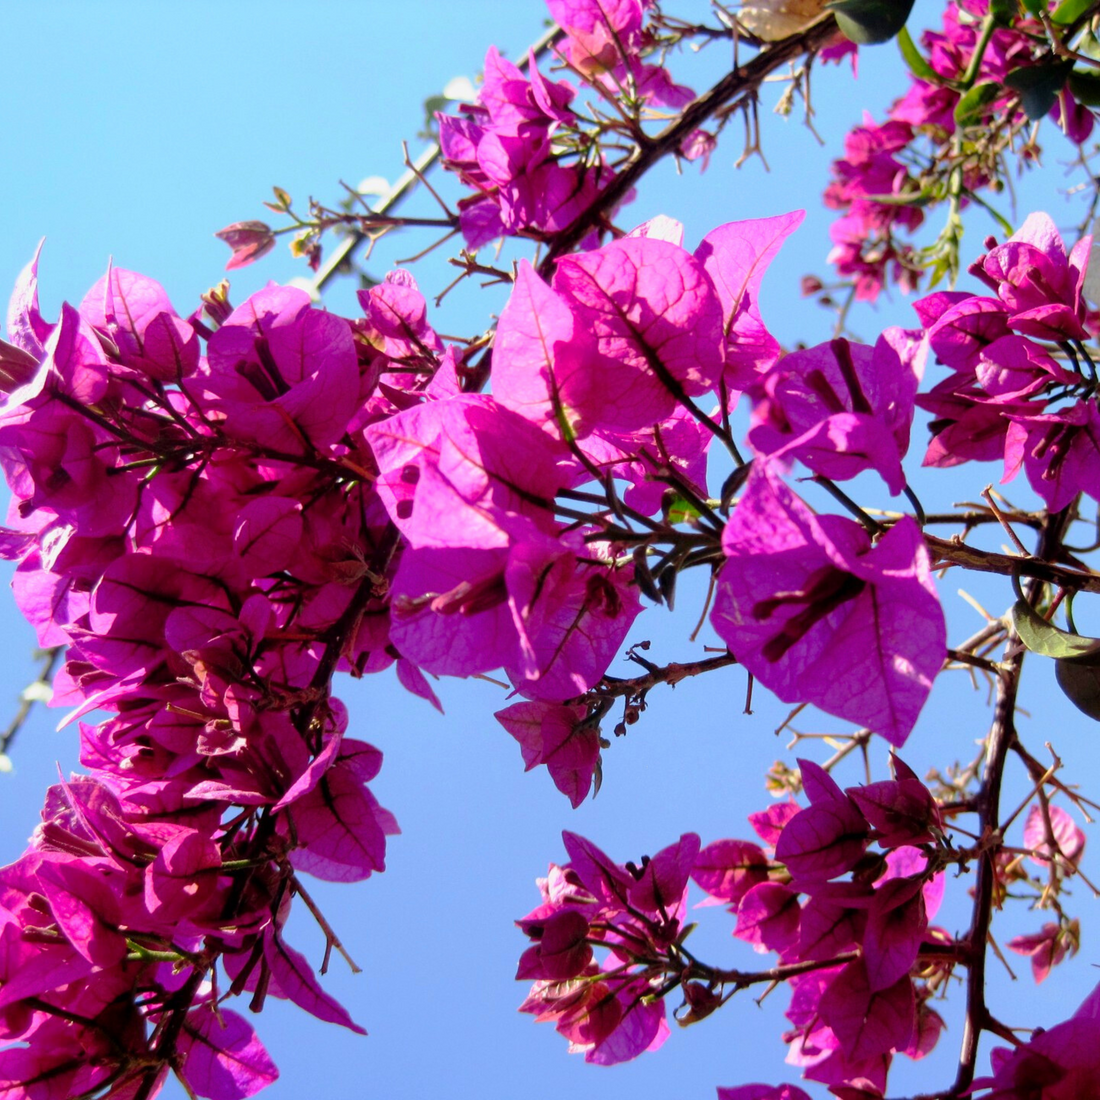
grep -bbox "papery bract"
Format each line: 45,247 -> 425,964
1023,803 -> 1085,868
367,394 -> 564,550
694,210 -> 804,390
1008,921 -> 1078,985
200,285 -> 358,451
551,236 -> 724,432
711,464 -> 945,746
690,838 -> 769,909
79,266 -> 199,380
817,960 -> 914,1062
177,1005 -> 279,1100
496,700 -> 598,807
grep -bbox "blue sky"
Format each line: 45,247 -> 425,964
5,2 -> 1100,1098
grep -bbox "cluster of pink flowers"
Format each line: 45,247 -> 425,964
516,830 -> 698,1063
918,212 -> 1100,510
718,758 -> 949,1095
518,756 -> 951,1095
824,115 -> 925,300
0,253 -> 425,1096
824,0 -> 1098,298
516,770 -> 1096,1099
7,186 -> 1100,1095
0,191 -> 969,1096
438,0 -> 694,248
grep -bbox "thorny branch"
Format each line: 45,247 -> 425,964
537,16 -> 841,273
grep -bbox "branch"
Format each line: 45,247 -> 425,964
693,941 -> 965,989
936,507 -> 1074,1099
566,651 -> 738,706
925,533 -> 1100,593
537,16 -> 841,274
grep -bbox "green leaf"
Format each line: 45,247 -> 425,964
1052,0 -> 1096,26
897,26 -> 938,82
954,81 -> 1002,126
1004,61 -> 1074,120
1011,599 -> 1100,660
1056,658 -> 1100,720
828,0 -> 916,44
423,94 -> 449,118
991,0 -> 1019,24
1069,67 -> 1100,106
1021,0 -> 1044,10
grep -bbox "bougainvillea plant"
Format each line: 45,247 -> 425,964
7,1 -> 1100,1098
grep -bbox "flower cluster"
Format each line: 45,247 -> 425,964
517,757 -> 952,1096
823,0 -> 1098,298
516,830 -> 699,1064
824,115 -> 924,300
438,0 -> 694,248
917,212 -> 1100,511
721,758 -> 950,1094
0,253 -> 423,1096
437,46 -> 606,248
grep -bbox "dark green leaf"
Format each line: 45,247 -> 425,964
897,26 -> 937,82
1011,599 -> 1100,660
1021,0 -> 1045,10
991,0 -> 1019,24
1069,67 -> 1100,106
1004,61 -> 1074,120
422,94 -> 449,120
828,0 -> 916,44
1056,658 -> 1100,719
954,82 -> 1002,126
1052,0 -> 1096,26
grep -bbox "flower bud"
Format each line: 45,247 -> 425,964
214,220 -> 276,270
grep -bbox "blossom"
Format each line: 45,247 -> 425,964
516,831 -> 699,1064
711,464 -> 945,746
973,981 -> 1100,1098
747,328 -> 923,494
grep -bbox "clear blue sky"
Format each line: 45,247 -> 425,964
4,3 -> 1100,1098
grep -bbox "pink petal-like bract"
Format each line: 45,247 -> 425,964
177,1006 -> 279,1100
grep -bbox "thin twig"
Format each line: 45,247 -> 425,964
310,24 -> 563,293
0,646 -> 63,758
